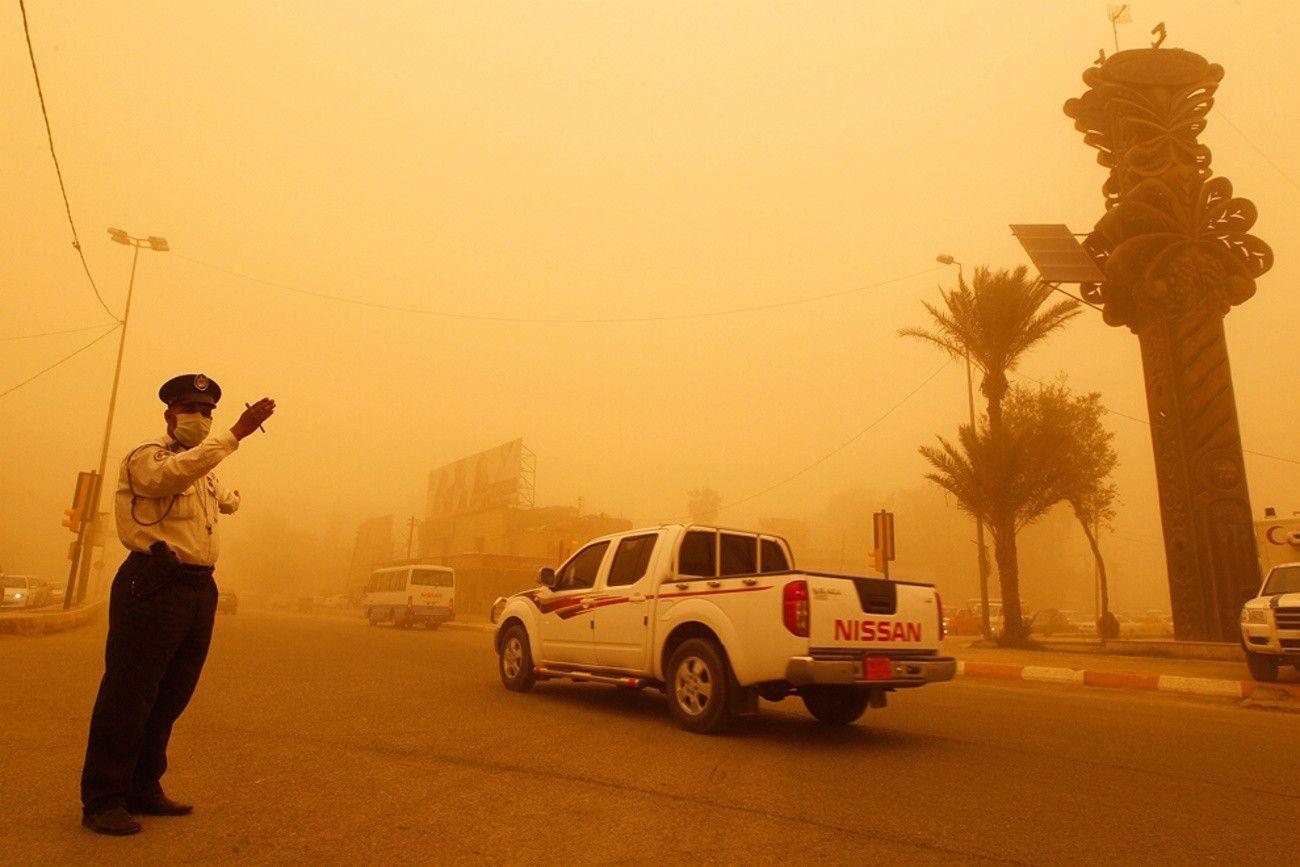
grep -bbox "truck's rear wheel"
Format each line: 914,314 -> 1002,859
666,639 -> 732,734
498,624 -> 536,692
1245,650 -> 1279,682
800,686 -> 871,725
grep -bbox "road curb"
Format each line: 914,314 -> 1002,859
956,660 -> 1300,702
444,621 -> 495,634
0,600 -> 105,636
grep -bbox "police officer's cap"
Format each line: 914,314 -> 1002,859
159,373 -> 221,408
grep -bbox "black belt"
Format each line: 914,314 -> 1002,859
125,549 -> 215,585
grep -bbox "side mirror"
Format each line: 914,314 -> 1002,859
538,567 -> 557,589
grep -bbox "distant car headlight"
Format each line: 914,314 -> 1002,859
1241,608 -> 1269,625
13,593 -> 22,600
489,597 -> 507,624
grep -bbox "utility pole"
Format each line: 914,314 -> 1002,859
71,229 -> 168,604
937,254 -> 993,639
405,516 -> 418,559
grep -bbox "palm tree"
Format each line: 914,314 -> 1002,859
902,266 -> 1080,643
920,407 -> 1074,645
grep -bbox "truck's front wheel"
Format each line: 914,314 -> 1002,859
667,639 -> 732,734
498,624 -> 536,692
1245,649 -> 1279,682
800,686 -> 871,725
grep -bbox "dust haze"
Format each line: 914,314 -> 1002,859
3,1 -> 1298,618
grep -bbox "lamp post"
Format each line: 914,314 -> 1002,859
70,229 -> 169,605
936,254 -> 993,640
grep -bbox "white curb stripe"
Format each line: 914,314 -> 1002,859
1156,675 -> 1246,698
1021,665 -> 1086,684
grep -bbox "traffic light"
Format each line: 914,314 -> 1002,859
63,470 -> 96,536
62,506 -> 83,534
872,510 -> 896,578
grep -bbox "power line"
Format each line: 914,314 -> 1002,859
0,323 -> 119,399
1009,370 -> 1300,467
17,0 -> 120,323
716,359 -> 953,513
172,250 -> 942,324
1218,111 -> 1300,192
0,322 -> 118,341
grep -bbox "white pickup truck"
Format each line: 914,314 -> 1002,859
489,524 -> 954,732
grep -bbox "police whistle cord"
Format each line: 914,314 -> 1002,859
171,250 -> 944,324
0,323 -> 120,400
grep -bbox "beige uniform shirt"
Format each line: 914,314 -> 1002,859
114,430 -> 241,567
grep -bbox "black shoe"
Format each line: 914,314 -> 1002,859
82,805 -> 142,836
125,793 -> 193,816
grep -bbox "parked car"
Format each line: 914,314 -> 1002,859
1239,562 -> 1300,681
2,575 -> 53,609
216,590 -> 238,614
1031,608 -> 1076,636
490,523 -> 953,733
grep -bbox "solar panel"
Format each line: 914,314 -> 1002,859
1009,224 -> 1105,284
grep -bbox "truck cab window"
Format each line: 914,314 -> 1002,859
679,530 -> 716,577
720,533 -> 757,575
608,534 -> 657,587
556,541 -> 609,591
760,538 -> 789,573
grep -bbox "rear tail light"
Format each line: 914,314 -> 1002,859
782,580 -> 810,637
407,596 -> 415,611
935,591 -> 946,640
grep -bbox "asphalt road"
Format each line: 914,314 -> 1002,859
2,610 -> 1296,865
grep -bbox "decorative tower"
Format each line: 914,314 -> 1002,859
1064,47 -> 1274,641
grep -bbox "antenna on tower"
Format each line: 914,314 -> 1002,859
1107,4 -> 1132,52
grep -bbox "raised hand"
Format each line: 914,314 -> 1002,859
231,397 -> 276,441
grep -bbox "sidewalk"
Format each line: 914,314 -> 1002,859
945,637 -> 1300,703
0,600 -> 105,636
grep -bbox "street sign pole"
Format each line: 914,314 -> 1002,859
61,471 -> 96,610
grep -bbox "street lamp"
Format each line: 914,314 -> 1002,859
936,253 -> 993,640
66,228 -> 169,607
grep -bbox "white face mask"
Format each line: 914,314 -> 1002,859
172,413 -> 212,447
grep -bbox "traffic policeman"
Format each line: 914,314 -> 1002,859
80,374 -> 275,835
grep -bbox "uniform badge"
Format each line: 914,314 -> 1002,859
194,374 -> 209,391
154,450 -> 168,462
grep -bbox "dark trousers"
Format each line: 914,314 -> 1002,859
81,552 -> 218,813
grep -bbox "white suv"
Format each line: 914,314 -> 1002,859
1240,563 -> 1300,682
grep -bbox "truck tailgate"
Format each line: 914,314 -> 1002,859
806,574 -> 940,653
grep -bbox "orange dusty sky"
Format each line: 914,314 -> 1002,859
2,1 -> 1297,609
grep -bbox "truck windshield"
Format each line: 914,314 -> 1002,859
1263,565 -> 1300,595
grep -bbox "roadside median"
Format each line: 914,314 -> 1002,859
953,644 -> 1300,707
437,620 -> 1300,708
0,601 -> 105,636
